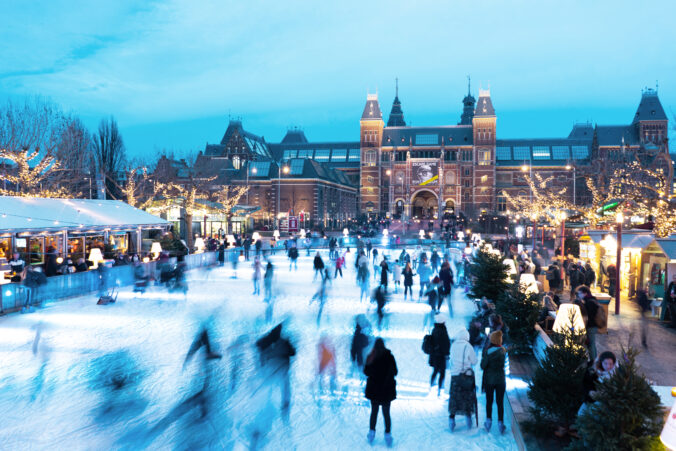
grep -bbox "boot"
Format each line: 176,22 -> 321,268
367,429 -> 375,444
466,415 -> 473,429
498,421 -> 506,434
384,432 -> 393,447
484,418 -> 492,432
449,417 -> 456,432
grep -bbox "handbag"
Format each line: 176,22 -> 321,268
456,346 -> 475,390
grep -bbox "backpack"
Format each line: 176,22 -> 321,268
592,299 -> 606,328
422,334 -> 433,354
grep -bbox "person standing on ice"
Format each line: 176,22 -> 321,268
334,252 -> 345,278
313,252 -> 325,281
317,334 -> 337,393
481,330 -> 507,434
391,260 -> 402,294
448,326 -> 478,431
288,244 -> 299,271
379,256 -> 389,291
428,313 -> 451,397
357,252 -> 371,302
252,256 -> 262,295
372,285 -> 388,330
311,269 -> 331,326
230,246 -> 240,278
350,318 -> 370,375
417,257 -> 433,301
403,262 -> 414,300
364,337 -> 397,447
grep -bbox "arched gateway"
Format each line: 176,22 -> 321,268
411,190 -> 438,220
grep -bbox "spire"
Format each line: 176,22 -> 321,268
474,88 -> 495,117
361,93 -> 382,121
459,75 -> 476,125
387,78 -> 406,127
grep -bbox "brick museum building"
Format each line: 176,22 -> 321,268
190,85 -> 670,227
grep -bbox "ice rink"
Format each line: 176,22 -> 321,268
0,248 -> 519,450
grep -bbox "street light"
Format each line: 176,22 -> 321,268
558,211 -> 566,280
247,165 -> 257,205
615,211 -> 623,315
521,163 -> 532,203
386,169 -> 392,219
276,164 -> 289,228
565,164 -> 576,206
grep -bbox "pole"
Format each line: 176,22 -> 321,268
573,167 -> 576,206
246,164 -> 250,205
532,218 -> 536,251
560,217 -> 565,280
615,220 -> 622,315
276,166 -> 281,229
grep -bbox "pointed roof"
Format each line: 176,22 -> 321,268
474,88 -> 495,117
361,94 -> 382,121
387,96 -> 406,127
281,129 -> 308,144
632,88 -> 667,123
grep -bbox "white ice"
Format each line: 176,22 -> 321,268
0,248 -> 518,450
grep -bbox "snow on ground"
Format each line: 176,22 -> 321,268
0,248 -> 518,450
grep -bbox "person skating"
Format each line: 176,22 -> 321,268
429,313 -> 451,396
311,269 -> 331,326
403,262 -> 414,300
350,317 -> 370,375
448,327 -> 478,431
288,245 -> 299,271
252,257 -> 262,295
313,252 -> 325,281
255,322 -> 296,420
334,252 -> 345,278
364,338 -> 397,447
439,261 -> 454,317
379,256 -> 389,292
417,258 -> 433,301
372,285 -> 388,330
392,261 -> 401,294
357,252 -> 371,302
481,330 -> 507,434
317,334 -> 337,393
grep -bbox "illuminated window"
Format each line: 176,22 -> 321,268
532,146 -> 551,160
315,149 -> 330,161
232,155 -> 241,169
480,175 -> 488,183
365,150 -> 377,166
331,149 -> 347,161
478,150 -> 491,166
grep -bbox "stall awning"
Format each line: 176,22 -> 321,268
653,239 -> 676,262
0,196 -> 169,233
580,230 -> 653,245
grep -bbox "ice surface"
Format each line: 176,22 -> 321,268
0,248 -> 518,450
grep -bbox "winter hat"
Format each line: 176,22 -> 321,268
490,330 -> 503,346
434,313 -> 447,324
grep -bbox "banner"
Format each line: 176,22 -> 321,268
411,162 -> 438,186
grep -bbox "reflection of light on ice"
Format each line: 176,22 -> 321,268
506,376 -> 528,390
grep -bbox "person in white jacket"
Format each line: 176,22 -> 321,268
448,327 -> 478,431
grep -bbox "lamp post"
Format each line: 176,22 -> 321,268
276,164 -> 289,229
615,212 -> 623,315
521,163 -> 532,203
565,164 -> 576,206
247,165 -> 257,205
558,211 -> 566,280
386,169 -> 392,219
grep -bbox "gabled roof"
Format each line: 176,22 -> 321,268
193,154 -> 233,177
361,94 -> 382,120
632,89 -> 667,123
219,120 -> 271,158
568,123 -> 594,139
204,144 -> 226,156
382,126 -> 473,147
474,89 -> 495,117
281,129 -> 309,144
595,125 -> 640,147
0,197 -> 168,233
387,95 -> 406,127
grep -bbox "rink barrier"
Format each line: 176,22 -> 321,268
0,252 -> 218,314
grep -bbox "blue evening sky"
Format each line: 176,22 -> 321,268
1,0 -> 674,159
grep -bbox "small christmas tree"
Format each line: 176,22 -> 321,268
468,247 -> 510,302
570,348 -> 664,450
496,282 -> 541,354
528,309 -> 588,430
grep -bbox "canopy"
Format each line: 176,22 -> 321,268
0,196 -> 168,233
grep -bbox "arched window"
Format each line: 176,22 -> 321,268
233,155 -> 241,169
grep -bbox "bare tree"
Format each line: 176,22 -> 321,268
0,97 -> 76,197
53,116 -> 93,195
92,116 -> 126,198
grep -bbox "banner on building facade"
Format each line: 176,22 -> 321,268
411,162 -> 438,186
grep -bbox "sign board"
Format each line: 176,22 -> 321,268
288,216 -> 299,232
411,161 -> 438,186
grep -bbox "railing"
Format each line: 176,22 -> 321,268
0,251 -> 219,314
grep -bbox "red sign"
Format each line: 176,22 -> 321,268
288,216 -> 299,232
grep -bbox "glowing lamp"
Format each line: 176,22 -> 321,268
515,226 -> 524,238
419,230 -> 425,238
552,303 -> 586,334
519,273 -> 539,295
226,235 -> 236,247
238,254 -> 245,262
273,230 -> 280,239
616,212 -> 624,224
300,229 -> 306,238
56,257 -> 64,264
464,246 -> 472,255
383,229 -> 388,237
88,248 -> 103,269
143,257 -> 150,263
457,231 -> 464,241
150,242 -> 162,259
194,237 -> 205,252
252,232 -> 261,242
342,228 -> 349,237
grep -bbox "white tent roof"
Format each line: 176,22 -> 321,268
0,196 -> 168,233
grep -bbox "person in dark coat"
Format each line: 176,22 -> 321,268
403,262 -> 414,300
429,314 -> 451,396
481,330 -> 507,434
350,321 -> 370,373
217,243 -> 225,266
584,261 -> 596,288
438,261 -> 454,317
288,245 -> 299,271
44,246 -> 59,277
364,338 -> 397,447
313,252 -> 325,281
379,257 -> 389,291
256,323 -> 296,417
